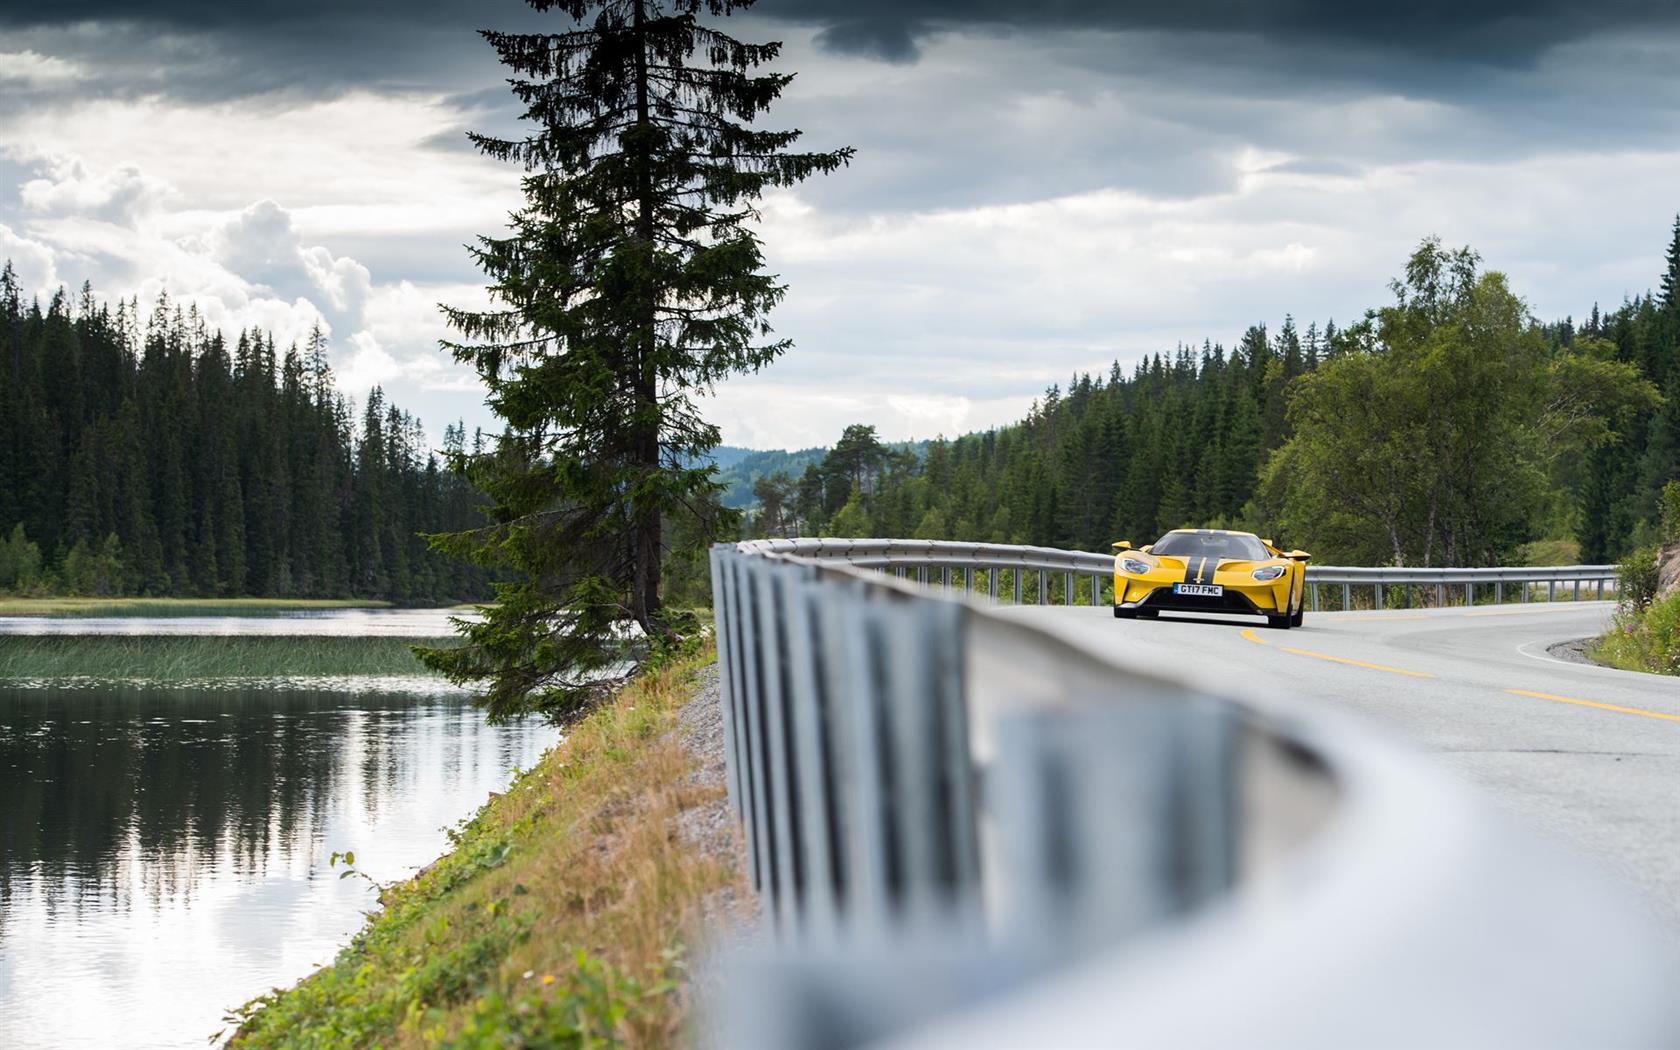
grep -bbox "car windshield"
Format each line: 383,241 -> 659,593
1150,532 -> 1269,561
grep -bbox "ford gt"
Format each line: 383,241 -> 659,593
1112,529 -> 1310,629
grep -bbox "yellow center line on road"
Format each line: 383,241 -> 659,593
1240,626 -> 1434,678
1464,605 -> 1611,618
1279,647 -> 1437,678
1506,689 -> 1680,724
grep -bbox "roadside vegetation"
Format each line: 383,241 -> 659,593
0,635 -> 453,682
227,646 -> 736,1048
1596,482 -> 1680,676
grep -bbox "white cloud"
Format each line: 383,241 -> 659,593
20,156 -> 171,228
209,200 -> 372,323
0,50 -> 81,86
0,223 -> 59,292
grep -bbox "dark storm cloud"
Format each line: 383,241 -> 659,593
5,0 -> 1678,218
0,3 -> 550,106
768,0 -> 1679,67
7,0 -> 1676,74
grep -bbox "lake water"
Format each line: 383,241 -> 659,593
0,679 -> 558,1049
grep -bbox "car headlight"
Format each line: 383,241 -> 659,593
1251,564 -> 1287,581
1120,557 -> 1152,575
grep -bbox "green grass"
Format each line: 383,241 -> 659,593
0,596 -> 393,618
0,635 -> 456,681
1519,538 -> 1582,567
226,648 -> 736,1049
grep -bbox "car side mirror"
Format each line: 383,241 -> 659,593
1260,538 -> 1274,549
1111,540 -> 1132,551
1286,549 -> 1311,560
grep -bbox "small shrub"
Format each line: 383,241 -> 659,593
1660,480 -> 1680,542
1617,544 -> 1661,611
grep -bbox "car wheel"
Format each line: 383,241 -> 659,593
1266,609 -> 1292,629
1291,606 -> 1305,627
1113,606 -> 1136,619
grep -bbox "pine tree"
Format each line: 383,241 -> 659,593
1660,214 -> 1680,314
425,0 -> 851,719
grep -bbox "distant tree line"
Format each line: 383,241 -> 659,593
0,265 -> 492,602
750,223 -> 1680,568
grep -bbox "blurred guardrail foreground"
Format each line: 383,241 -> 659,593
706,538 -> 1676,1049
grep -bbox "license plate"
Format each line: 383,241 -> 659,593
1173,583 -> 1222,597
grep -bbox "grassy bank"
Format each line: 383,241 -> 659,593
0,596 -> 393,617
228,647 -> 738,1047
0,635 -> 454,681
1595,591 -> 1680,676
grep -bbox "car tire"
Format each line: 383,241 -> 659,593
1291,606 -> 1305,627
1266,607 -> 1292,630
1114,606 -> 1139,619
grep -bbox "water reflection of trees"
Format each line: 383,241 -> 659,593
0,687 -> 464,914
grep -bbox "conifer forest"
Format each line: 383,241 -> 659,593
0,267 -> 489,602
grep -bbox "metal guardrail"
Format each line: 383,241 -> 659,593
728,538 -> 1619,612
706,538 -> 1678,1048
1307,563 -> 1618,609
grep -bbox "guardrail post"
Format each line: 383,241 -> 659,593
1597,577 -> 1604,600
1435,583 -> 1445,608
1310,583 -> 1320,611
917,566 -> 928,586
736,557 -> 774,903
1548,580 -> 1556,601
1374,581 -> 1383,609
838,589 -> 893,926
1495,580 -> 1503,604
1063,572 -> 1074,606
964,567 -> 973,594
1573,579 -> 1581,602
786,566 -> 856,941
711,548 -> 745,823
1091,574 -> 1103,608
1013,570 -> 1023,605
989,700 -> 1235,948
883,599 -> 978,916
989,569 -> 999,601
1038,571 -> 1049,606
1465,581 -> 1473,607
754,561 -> 804,933
1342,583 -> 1351,611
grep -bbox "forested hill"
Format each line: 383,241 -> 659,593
753,228 -> 1680,567
0,267 -> 490,602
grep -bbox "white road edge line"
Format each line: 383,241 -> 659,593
1514,636 -> 1665,681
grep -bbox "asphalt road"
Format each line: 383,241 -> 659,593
1029,600 -> 1680,933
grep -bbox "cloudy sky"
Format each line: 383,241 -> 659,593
3,1 -> 1679,450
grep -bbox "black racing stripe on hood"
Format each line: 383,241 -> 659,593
1178,556 -> 1226,586
1180,555 -> 1218,585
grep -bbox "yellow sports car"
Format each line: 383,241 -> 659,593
1112,529 -> 1310,629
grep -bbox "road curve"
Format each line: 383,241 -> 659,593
1024,600 -> 1680,934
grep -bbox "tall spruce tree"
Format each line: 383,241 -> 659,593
425,0 -> 851,720
1660,214 -> 1680,313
